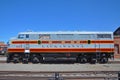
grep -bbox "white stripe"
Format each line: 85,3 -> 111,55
19,31 -> 113,34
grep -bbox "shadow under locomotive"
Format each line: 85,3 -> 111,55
6,52 -> 114,64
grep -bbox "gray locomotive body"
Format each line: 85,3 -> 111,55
7,31 -> 114,63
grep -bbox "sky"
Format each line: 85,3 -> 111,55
0,0 -> 120,43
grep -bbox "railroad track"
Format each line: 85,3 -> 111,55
0,61 -> 120,64
0,71 -> 119,80
0,60 -> 120,64
0,56 -> 120,64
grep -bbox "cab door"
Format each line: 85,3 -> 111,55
25,34 -> 30,53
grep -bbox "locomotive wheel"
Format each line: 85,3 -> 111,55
22,54 -> 29,64
13,57 -> 19,63
32,56 -> 40,64
90,58 -> 96,64
12,54 -> 20,63
6,55 -> 11,63
7,58 -> 11,63
39,56 -> 43,63
77,57 -> 87,63
100,57 -> 108,63
22,58 -> 29,64
80,58 -> 87,63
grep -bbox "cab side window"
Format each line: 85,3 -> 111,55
26,34 -> 29,38
18,34 -> 25,39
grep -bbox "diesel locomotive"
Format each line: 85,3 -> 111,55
7,31 -> 114,63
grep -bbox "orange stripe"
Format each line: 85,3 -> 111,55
80,41 -> 87,43
30,48 -> 114,53
91,40 -> 114,44
11,40 -> 114,44
8,48 -> 25,53
74,41 -> 77,43
7,48 -> 114,53
52,41 -> 62,43
42,41 -> 49,44
65,41 -> 71,43
12,40 -> 38,44
29,41 -> 38,44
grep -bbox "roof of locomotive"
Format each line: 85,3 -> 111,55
19,31 -> 113,34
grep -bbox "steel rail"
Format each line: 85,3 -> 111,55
0,71 -> 119,80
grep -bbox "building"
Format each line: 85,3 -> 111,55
0,42 -> 7,55
114,27 -> 120,58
